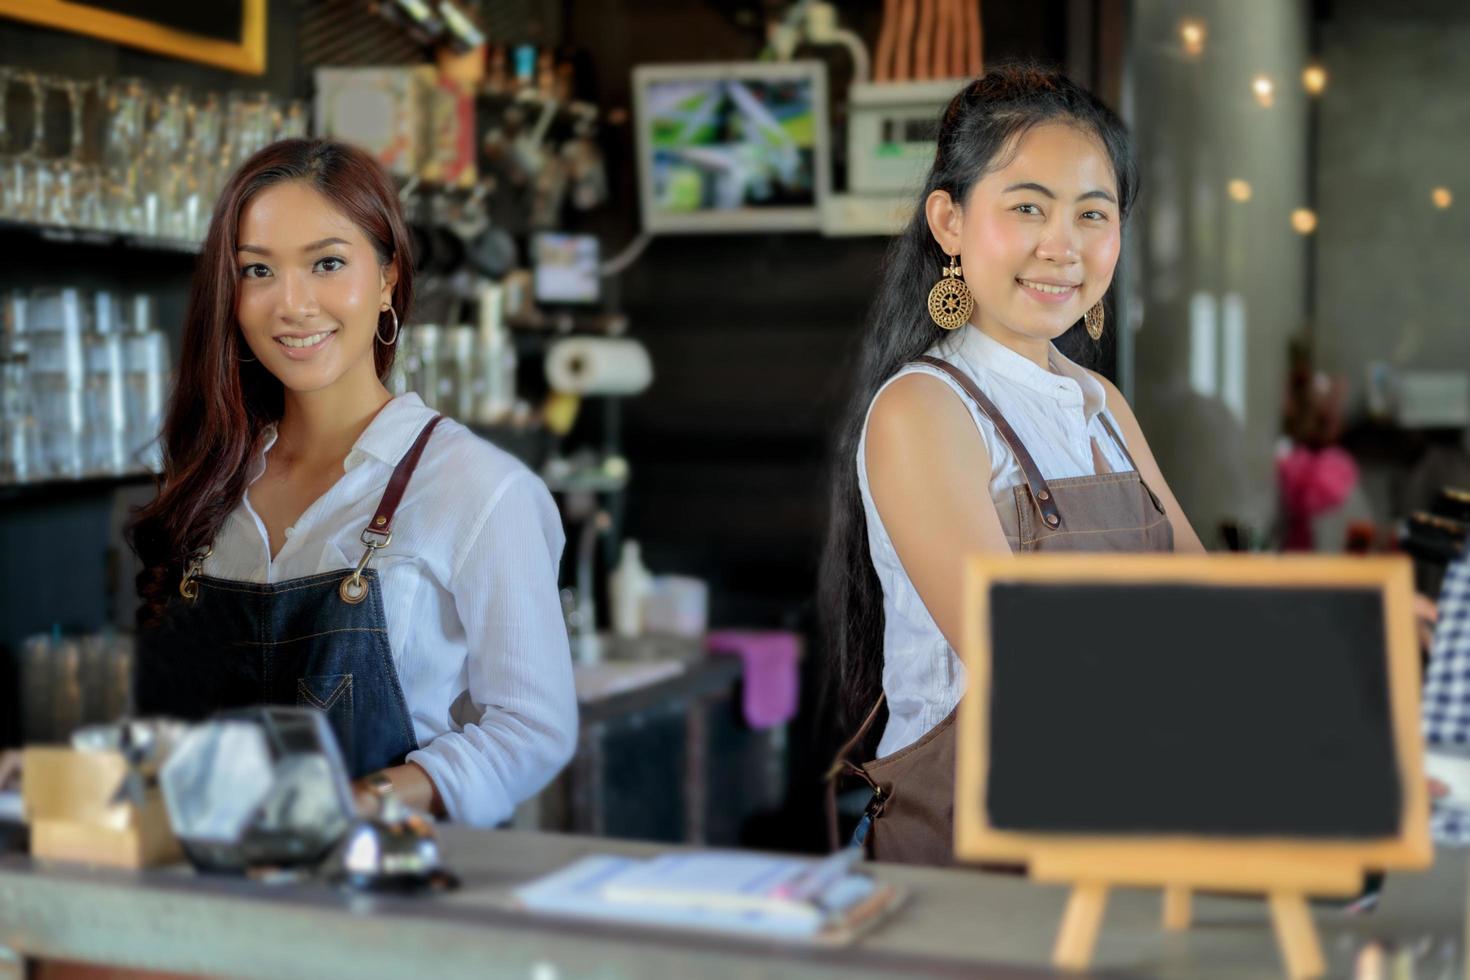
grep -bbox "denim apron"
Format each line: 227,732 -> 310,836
826,357 -> 1175,865
135,416 -> 443,779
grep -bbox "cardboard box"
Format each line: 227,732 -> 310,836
22,747 -> 182,868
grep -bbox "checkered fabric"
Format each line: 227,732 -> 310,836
1421,554 -> 1470,842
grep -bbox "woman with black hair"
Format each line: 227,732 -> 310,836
822,66 -> 1204,866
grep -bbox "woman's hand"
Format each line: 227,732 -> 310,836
350,762 -> 444,819
1415,593 -> 1439,651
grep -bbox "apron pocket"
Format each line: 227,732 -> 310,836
297,673 -> 355,765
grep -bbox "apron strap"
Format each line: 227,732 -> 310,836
340,415 -> 443,604
1095,411 -> 1139,473
1095,411 -> 1167,512
912,356 -> 1063,530
362,415 -> 445,543
824,693 -> 888,852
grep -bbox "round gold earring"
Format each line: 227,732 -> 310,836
927,254 -> 973,331
1084,301 -> 1105,341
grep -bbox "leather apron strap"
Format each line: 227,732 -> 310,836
824,694 -> 888,852
913,355 -> 1064,531
339,415 -> 444,604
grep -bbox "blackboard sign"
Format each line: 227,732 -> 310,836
955,554 -> 1431,884
0,0 -> 266,74
987,583 -> 1401,838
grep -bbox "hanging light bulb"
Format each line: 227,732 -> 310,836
1252,75 -> 1275,108
1432,187 -> 1453,209
1179,19 -> 1207,58
1228,179 -> 1253,203
1290,209 -> 1318,234
1302,64 -> 1327,96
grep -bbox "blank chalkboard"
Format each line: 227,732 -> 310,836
954,556 -> 1430,976
985,582 -> 1402,838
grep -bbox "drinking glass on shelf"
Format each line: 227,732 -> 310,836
1,291 -> 36,483
28,287 -> 88,479
7,71 -> 48,223
275,99 -> 308,141
100,77 -> 148,233
123,296 -> 169,474
44,75 -> 97,228
0,67 -> 18,218
226,90 -> 273,166
85,291 -> 128,475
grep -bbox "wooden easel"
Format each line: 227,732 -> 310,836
952,555 -> 1435,980
1051,882 -> 1322,979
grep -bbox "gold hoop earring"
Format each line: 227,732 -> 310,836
927,254 -> 973,330
1084,302 -> 1105,341
377,306 -> 399,346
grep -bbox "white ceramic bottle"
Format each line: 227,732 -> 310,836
609,540 -> 652,638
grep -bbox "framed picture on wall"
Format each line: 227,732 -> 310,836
0,0 -> 266,75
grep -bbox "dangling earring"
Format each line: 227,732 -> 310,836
1084,301 -> 1105,341
377,305 -> 399,346
238,337 -> 256,363
927,253 -> 973,330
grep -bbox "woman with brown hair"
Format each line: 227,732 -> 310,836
127,139 -> 575,825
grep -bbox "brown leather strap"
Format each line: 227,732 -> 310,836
912,356 -> 1063,530
828,693 -> 888,781
824,694 -> 888,851
363,415 -> 443,540
1095,412 -> 1139,473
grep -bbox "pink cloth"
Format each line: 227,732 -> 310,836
705,630 -> 800,730
1277,445 -> 1359,550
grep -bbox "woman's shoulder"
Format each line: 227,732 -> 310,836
866,351 -> 984,436
418,416 -> 542,499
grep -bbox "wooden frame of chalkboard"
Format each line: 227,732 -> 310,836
955,554 -> 1431,978
0,0 -> 266,75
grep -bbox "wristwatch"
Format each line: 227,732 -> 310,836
364,770 -> 396,814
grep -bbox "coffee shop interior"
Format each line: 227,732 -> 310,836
3,1 -> 1470,977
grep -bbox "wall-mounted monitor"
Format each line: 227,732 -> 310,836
631,61 -> 830,234
533,233 -> 601,307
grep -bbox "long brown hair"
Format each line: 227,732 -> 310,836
819,66 -> 1136,732
127,139 -> 415,627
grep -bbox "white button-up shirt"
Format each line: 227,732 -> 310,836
857,327 -> 1133,756
203,392 -> 577,826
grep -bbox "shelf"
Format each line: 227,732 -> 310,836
0,471 -> 155,505
0,219 -> 201,256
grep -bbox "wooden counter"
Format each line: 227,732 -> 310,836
0,828 -> 1464,979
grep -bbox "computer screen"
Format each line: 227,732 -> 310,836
632,62 -> 830,233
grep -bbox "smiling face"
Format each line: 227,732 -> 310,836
235,180 -> 396,395
927,122 -> 1122,348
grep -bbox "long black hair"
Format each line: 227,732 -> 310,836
818,65 -> 1138,732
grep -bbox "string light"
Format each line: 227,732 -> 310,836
1432,187 -> 1453,209
1302,64 -> 1327,96
1290,209 -> 1318,234
1252,75 -> 1275,108
1179,19 -> 1206,58
1228,180 -> 1253,203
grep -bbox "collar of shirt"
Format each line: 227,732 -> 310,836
948,325 -> 1108,423
246,392 -> 440,487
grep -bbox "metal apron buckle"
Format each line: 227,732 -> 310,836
340,528 -> 391,604
179,546 -> 212,600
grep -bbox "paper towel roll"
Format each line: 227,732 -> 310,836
545,338 -> 653,396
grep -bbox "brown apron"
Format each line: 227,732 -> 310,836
826,355 -> 1176,866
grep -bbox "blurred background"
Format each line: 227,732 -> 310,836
2,0 -> 1467,854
